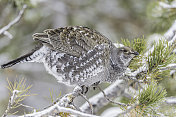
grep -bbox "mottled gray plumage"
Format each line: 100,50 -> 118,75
1,26 -> 139,88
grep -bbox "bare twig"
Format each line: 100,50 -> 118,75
96,85 -> 129,106
18,103 -> 37,111
3,31 -> 13,39
117,103 -> 140,117
0,4 -> 27,39
80,80 -> 127,114
79,93 -> 94,114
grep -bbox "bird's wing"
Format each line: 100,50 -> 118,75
33,26 -> 113,85
33,26 -> 111,57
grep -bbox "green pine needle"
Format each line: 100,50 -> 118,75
121,36 -> 146,54
138,81 -> 167,111
147,39 -> 176,72
6,78 -> 33,112
46,89 -> 62,103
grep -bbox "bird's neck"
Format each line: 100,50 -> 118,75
110,53 -> 126,69
106,60 -> 126,83
110,58 -> 126,71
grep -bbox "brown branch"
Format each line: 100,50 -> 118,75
80,80 -> 127,114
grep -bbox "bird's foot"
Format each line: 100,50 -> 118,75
73,85 -> 94,114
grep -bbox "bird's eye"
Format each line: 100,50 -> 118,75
123,49 -> 128,53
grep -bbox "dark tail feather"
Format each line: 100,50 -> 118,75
1,51 -> 34,69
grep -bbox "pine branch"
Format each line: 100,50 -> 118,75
19,86 -> 99,117
2,78 -> 33,117
80,20 -> 176,116
2,90 -> 20,117
129,20 -> 176,79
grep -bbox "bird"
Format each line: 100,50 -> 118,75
1,26 -> 139,93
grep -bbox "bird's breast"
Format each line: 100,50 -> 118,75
41,48 -> 108,86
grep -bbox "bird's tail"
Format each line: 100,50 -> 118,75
1,51 -> 36,69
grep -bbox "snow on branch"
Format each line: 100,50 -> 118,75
19,104 -> 99,117
159,1 -> 176,9
19,89 -> 99,117
132,20 -> 176,77
0,4 -> 27,39
159,63 -> 176,71
2,90 -> 21,117
164,21 -> 176,39
165,97 -> 176,105
5,85 -> 97,117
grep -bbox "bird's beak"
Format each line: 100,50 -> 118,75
132,51 -> 139,56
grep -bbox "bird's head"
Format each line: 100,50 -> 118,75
110,46 -> 139,67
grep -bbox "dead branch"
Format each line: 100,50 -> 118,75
0,4 -> 27,39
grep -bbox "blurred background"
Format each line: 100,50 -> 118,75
0,0 -> 176,116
